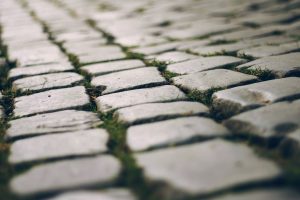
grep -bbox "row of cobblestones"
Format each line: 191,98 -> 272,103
0,0 -> 300,200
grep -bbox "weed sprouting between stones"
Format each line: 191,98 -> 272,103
99,112 -> 156,200
238,67 -> 275,81
187,88 -> 223,106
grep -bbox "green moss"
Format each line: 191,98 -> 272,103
162,70 -> 179,80
99,112 -> 156,199
187,88 -> 223,106
208,39 -> 236,46
144,59 -> 168,71
238,67 -> 275,81
125,51 -> 145,60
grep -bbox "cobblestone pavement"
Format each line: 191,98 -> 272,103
0,0 -> 300,199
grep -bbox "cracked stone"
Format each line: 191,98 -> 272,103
96,85 -> 187,112
10,155 -> 121,196
237,42 -> 300,59
46,188 -> 137,200
134,139 -> 281,198
127,117 -> 229,151
6,110 -> 101,140
236,52 -> 300,77
167,56 -> 246,75
224,100 -> 300,140
115,101 -> 209,124
12,72 -> 84,93
9,129 -> 109,164
14,86 -> 90,117
81,60 -> 145,76
91,67 -> 167,94
172,69 -> 258,92
146,51 -> 198,63
8,62 -> 74,80
212,77 -> 300,117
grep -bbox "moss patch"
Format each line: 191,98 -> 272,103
187,88 -> 223,106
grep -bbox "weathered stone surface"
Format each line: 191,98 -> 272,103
10,155 -> 121,196
236,52 -> 300,77
135,139 -> 281,198
12,72 -> 84,93
8,62 -> 74,80
213,77 -> 300,116
47,188 -> 137,200
78,51 -> 126,65
9,129 -> 109,164
132,42 -> 182,55
14,86 -> 90,117
115,101 -> 209,124
167,56 -> 246,75
172,69 -> 257,92
147,51 -> 198,63
225,100 -> 300,140
128,117 -> 229,151
91,67 -> 167,94
237,42 -> 300,59
210,188 -> 300,200
96,85 -> 187,112
7,110 -> 101,140
81,60 -> 145,76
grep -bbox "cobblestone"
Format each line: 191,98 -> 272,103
1,0 -> 300,199
213,77 -> 300,117
14,86 -> 90,117
10,155 -> 121,196
236,52 -> 300,77
172,69 -> 258,93
115,101 -> 209,124
9,129 -> 109,164
12,72 -> 84,93
96,85 -> 187,112
128,117 -> 229,151
47,189 -> 137,200
167,56 -> 246,75
225,100 -> 300,140
91,67 -> 167,94
210,188 -> 300,200
8,62 -> 74,80
7,110 -> 101,140
81,60 -> 145,76
135,139 -> 281,198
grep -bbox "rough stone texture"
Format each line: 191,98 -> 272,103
14,86 -> 90,117
132,42 -> 183,55
12,72 -> 84,93
9,129 -> 109,164
47,188 -> 137,200
128,117 -> 229,151
6,110 -> 101,140
237,42 -> 300,59
167,56 -> 246,75
115,101 -> 209,124
146,51 -> 198,63
96,85 -> 187,112
81,60 -> 145,76
236,52 -> 300,77
135,139 -> 281,198
213,77 -> 300,117
78,51 -> 126,65
8,62 -> 74,80
10,155 -> 121,196
172,69 -> 258,92
225,100 -> 300,140
91,67 -> 167,94
210,188 -> 300,200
